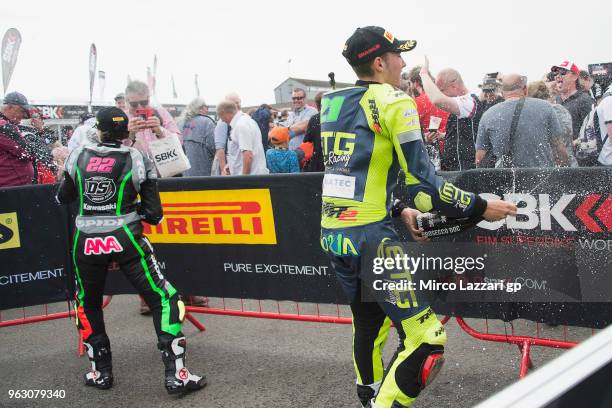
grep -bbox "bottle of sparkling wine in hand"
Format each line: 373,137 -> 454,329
416,212 -> 482,238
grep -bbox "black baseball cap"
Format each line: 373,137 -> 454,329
80,112 -> 95,123
95,107 -> 129,134
3,92 -> 33,118
342,26 -> 417,66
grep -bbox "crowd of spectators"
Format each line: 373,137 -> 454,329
402,58 -> 611,170
1,59 -> 610,189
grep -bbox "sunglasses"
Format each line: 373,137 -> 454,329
554,69 -> 569,77
129,99 -> 149,108
292,96 -> 305,101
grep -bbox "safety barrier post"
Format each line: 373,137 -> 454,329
454,317 -> 578,377
0,297 -> 113,357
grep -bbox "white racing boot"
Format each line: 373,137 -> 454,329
83,334 -> 113,390
158,335 -> 206,395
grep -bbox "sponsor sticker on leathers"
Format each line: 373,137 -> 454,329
322,174 -> 356,199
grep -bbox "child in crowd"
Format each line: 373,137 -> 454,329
266,127 -> 300,173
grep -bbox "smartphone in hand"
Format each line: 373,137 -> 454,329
136,107 -> 155,120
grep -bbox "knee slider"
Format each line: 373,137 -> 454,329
395,343 -> 445,398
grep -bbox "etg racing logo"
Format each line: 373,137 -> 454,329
321,131 -> 355,167
143,189 -> 277,244
478,193 -> 612,232
84,177 -> 116,203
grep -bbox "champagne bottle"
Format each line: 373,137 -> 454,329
416,212 -> 482,238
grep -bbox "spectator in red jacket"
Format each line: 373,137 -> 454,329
402,66 -> 449,169
0,92 -> 35,188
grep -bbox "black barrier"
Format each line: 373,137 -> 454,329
0,168 -> 610,327
0,184 -> 73,309
104,174 -> 344,303
393,167 -> 612,327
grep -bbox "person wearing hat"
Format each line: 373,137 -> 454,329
56,107 -> 206,395
478,72 -> 504,110
114,93 -> 127,111
265,127 -> 300,173
0,92 -> 36,187
320,26 -> 516,408
18,108 -> 58,184
551,60 -> 594,139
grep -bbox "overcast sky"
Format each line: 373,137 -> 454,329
2,0 -> 610,107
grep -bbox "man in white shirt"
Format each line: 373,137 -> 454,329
216,100 -> 269,175
213,92 -> 241,175
420,57 -> 485,170
68,114 -> 98,152
596,86 -> 612,166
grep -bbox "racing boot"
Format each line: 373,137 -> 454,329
158,334 -> 206,394
83,334 -> 113,389
357,383 -> 379,407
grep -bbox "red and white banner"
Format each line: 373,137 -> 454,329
98,70 -> 106,101
171,74 -> 177,99
152,55 -> 157,96
1,28 -> 22,95
88,43 -> 97,109
146,66 -> 153,93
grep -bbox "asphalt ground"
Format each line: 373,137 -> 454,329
0,296 -> 593,408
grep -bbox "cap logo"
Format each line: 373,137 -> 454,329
383,31 -> 394,43
112,116 -> 125,123
398,40 -> 416,51
358,43 -> 381,59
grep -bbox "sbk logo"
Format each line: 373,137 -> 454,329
84,236 -> 124,255
155,150 -> 177,162
37,106 -> 65,119
574,194 -> 612,233
478,193 -> 612,233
